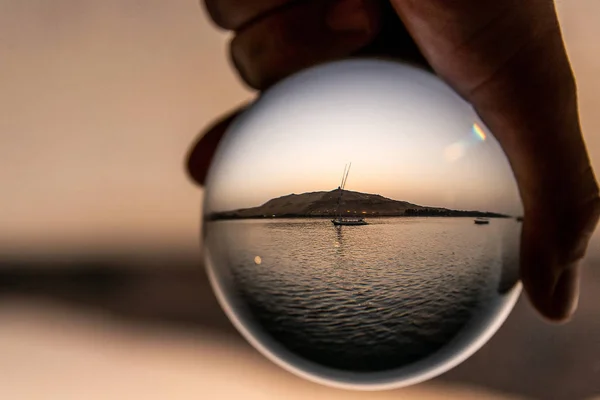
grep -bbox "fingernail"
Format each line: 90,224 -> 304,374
326,0 -> 371,34
550,262 -> 580,322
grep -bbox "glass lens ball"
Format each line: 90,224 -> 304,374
202,59 -> 523,390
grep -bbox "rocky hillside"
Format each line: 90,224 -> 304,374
207,189 -> 510,220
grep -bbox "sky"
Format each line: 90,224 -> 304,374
1,0 -> 599,257
205,60 -> 521,216
0,0 -> 252,256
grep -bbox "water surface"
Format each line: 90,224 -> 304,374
206,217 -> 520,372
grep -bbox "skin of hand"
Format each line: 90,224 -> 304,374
186,0 -> 600,323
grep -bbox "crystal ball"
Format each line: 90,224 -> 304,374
202,59 -> 522,390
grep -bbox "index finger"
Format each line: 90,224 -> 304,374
186,106 -> 246,186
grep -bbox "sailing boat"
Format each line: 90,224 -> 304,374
331,163 -> 368,226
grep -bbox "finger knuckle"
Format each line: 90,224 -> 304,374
228,0 -> 382,90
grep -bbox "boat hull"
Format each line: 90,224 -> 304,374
332,219 -> 368,226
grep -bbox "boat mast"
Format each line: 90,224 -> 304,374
342,162 -> 351,190
339,164 -> 348,189
336,162 -> 351,220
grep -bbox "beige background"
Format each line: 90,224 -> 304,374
0,1 -> 599,399
1,0 -> 599,258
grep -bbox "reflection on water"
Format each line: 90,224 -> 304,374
206,217 -> 520,373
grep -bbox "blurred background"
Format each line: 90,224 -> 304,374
0,1 -> 599,399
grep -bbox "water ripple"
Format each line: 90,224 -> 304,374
207,217 -> 518,372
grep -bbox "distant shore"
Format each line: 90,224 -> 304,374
206,212 -> 515,222
207,188 -> 517,222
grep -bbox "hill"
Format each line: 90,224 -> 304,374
207,189 -> 511,220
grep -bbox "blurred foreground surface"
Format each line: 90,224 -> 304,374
0,251 -> 598,400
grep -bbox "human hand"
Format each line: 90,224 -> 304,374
186,0 -> 600,322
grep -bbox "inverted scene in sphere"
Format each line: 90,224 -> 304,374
202,59 -> 523,390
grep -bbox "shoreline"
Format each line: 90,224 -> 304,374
206,214 -> 516,222
207,189 -> 519,223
